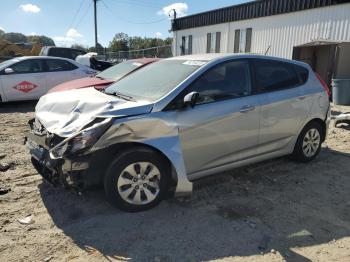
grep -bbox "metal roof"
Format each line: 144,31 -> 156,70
172,0 -> 350,31
294,40 -> 350,47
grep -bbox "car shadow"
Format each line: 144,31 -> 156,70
0,100 -> 37,113
39,147 -> 350,261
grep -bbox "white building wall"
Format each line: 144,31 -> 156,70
174,4 -> 350,59
174,23 -> 230,56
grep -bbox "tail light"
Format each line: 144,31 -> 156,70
315,73 -> 331,98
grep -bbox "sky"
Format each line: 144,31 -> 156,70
0,0 -> 251,47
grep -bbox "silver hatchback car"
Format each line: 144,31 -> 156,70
26,54 -> 330,212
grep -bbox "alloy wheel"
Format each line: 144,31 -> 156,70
117,162 -> 161,205
302,128 -> 321,157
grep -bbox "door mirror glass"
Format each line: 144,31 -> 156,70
183,92 -> 199,108
4,68 -> 14,74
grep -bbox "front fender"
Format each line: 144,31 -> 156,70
0,76 -> 7,102
91,113 -> 193,196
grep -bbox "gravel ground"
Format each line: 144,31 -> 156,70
0,101 -> 350,262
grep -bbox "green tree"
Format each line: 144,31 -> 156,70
88,43 -> 104,53
108,33 -> 129,52
26,35 -> 55,46
2,32 -> 27,43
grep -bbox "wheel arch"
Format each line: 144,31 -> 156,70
303,118 -> 327,142
88,141 -> 192,197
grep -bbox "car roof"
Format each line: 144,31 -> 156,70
15,56 -> 70,60
129,58 -> 162,64
11,56 -> 78,63
167,53 -> 309,68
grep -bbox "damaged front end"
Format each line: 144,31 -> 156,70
26,117 -> 112,189
25,87 -> 193,196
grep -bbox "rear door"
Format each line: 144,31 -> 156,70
44,59 -> 82,92
0,59 -> 47,101
252,59 -> 309,154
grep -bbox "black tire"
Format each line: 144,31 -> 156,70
292,121 -> 323,163
104,147 -> 170,212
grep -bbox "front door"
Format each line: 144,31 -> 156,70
174,59 -> 261,175
0,59 -> 47,101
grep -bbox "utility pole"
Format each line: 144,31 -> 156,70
93,0 -> 98,51
172,8 -> 177,20
170,9 -> 177,56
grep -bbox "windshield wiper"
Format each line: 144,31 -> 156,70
95,76 -> 105,80
112,91 -> 135,101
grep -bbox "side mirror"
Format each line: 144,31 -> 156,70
4,68 -> 14,74
183,92 -> 199,108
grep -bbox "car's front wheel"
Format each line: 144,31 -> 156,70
292,121 -> 323,162
104,147 -> 170,212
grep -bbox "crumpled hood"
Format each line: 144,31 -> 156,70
35,87 -> 153,137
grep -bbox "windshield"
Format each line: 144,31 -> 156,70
97,60 -> 144,80
105,59 -> 205,101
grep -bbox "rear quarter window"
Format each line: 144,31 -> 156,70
46,59 -> 78,72
294,65 -> 309,84
254,59 -> 301,93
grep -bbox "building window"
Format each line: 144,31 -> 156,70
234,28 -> 252,53
207,32 -> 221,53
181,35 -> 193,55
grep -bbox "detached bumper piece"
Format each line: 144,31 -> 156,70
26,132 -> 89,190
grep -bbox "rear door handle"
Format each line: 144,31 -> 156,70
297,95 -> 307,100
240,105 -> 255,113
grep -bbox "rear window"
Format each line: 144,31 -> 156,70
254,59 -> 301,92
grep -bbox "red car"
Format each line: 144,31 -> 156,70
48,58 -> 160,93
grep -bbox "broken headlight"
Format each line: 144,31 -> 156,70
68,125 -> 108,154
50,118 -> 112,158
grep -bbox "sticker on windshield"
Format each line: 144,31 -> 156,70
182,60 -> 206,66
132,62 -> 143,67
13,81 -> 37,93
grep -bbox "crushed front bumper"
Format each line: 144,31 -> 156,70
25,132 -> 90,188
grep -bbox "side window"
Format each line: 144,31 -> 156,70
294,65 -> 309,85
46,59 -> 78,72
10,59 -> 44,74
254,59 -> 300,92
188,60 -> 251,105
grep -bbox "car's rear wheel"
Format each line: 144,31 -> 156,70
292,122 -> 323,162
104,147 -> 170,212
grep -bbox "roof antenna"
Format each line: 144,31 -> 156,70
264,45 -> 271,55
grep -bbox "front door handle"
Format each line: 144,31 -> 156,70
240,105 -> 255,113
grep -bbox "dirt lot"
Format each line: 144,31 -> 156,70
0,101 -> 350,262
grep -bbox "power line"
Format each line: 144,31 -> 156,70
68,0 -> 88,29
75,0 -> 93,29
